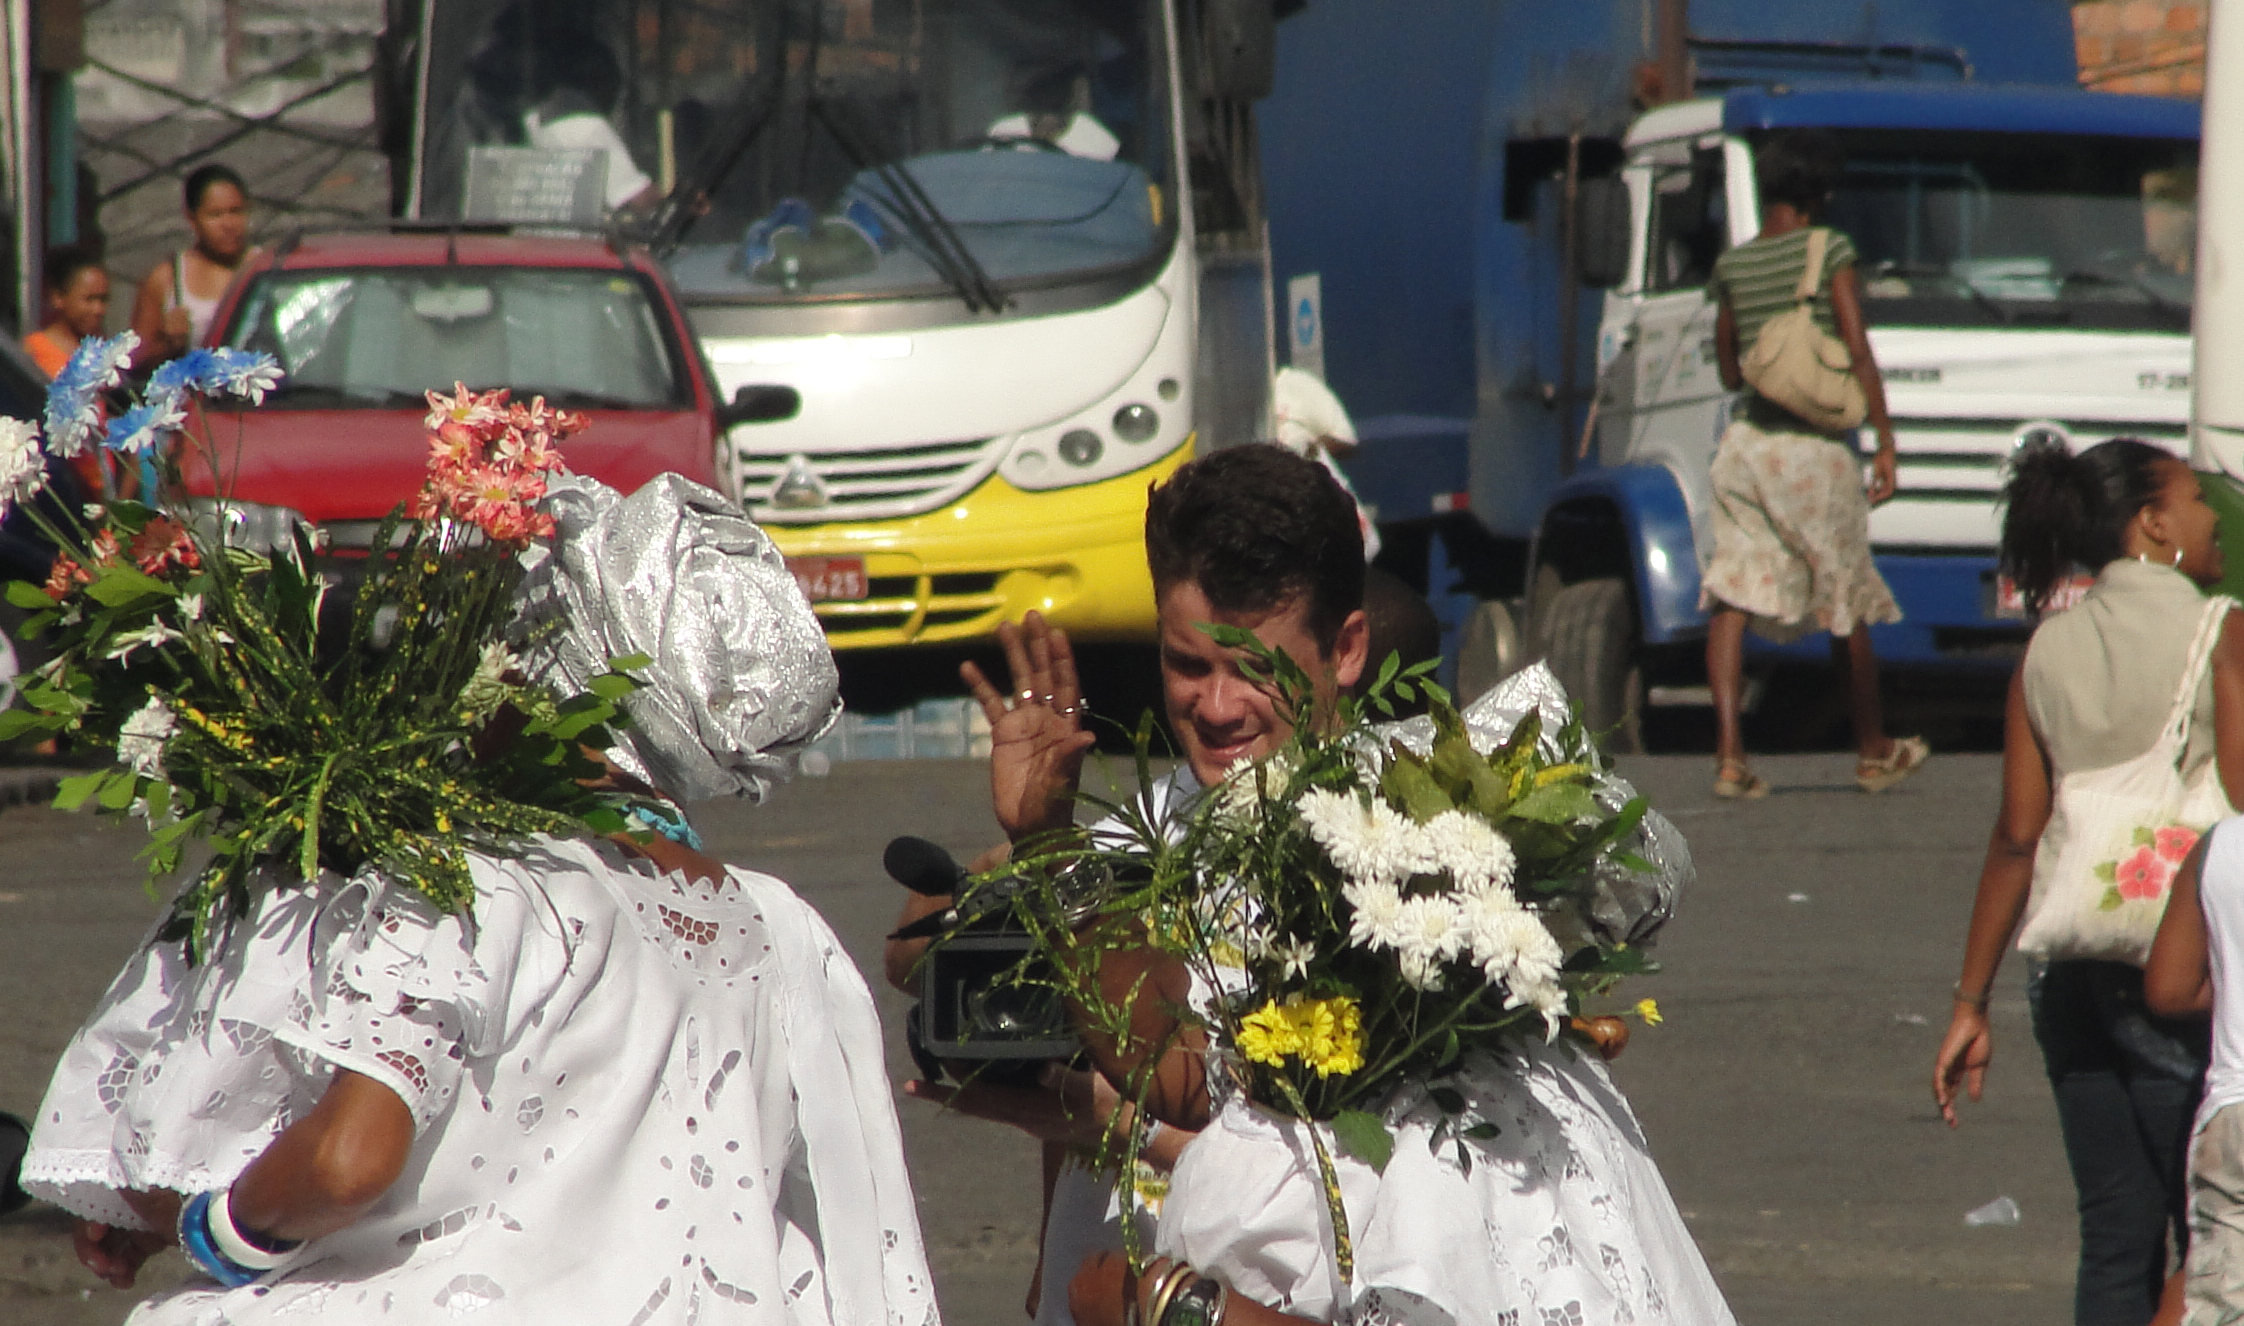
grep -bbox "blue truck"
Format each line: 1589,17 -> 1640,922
1264,0 -> 2201,747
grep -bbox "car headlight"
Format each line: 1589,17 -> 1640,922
183,498 -> 311,555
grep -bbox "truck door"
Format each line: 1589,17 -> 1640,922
1595,138 -> 1729,483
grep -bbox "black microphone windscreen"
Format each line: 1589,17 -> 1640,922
884,835 -> 967,896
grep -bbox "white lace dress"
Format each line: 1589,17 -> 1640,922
21,838 -> 939,1326
1155,1042 -> 1735,1326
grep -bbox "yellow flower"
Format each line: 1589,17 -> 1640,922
1238,999 -> 1303,1067
1237,995 -> 1365,1079
1635,998 -> 1663,1026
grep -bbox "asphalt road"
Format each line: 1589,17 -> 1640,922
1,751 -> 2079,1325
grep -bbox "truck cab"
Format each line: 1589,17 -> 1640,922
1526,83 -> 2199,744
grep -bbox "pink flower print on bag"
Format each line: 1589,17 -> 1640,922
2156,825 -> 2200,864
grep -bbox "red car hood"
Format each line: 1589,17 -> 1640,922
177,406 -> 717,523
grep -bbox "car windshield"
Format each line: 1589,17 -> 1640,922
1821,129 -> 2198,332
416,0 -> 1174,304
218,267 -> 689,410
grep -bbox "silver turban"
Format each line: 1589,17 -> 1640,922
514,473 -> 841,803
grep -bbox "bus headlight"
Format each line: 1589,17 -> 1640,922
1058,429 -> 1104,467
1112,404 -> 1159,443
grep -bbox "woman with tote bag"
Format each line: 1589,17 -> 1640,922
1934,436 -> 2244,1326
1704,129 -> 1924,799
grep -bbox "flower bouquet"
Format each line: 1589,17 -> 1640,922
0,333 -> 643,957
994,634 -> 1667,1274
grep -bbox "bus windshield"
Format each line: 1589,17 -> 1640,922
1821,129 -> 2198,332
417,0 -> 1175,305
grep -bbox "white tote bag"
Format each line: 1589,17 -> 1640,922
2017,593 -> 2237,966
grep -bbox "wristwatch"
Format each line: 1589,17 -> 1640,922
1161,1273 -> 1227,1326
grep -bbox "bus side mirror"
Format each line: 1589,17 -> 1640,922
1204,0 -> 1276,100
718,384 -> 802,428
1575,177 -> 1632,289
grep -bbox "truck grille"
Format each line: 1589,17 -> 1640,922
726,436 -> 1005,522
1871,419 -> 2187,550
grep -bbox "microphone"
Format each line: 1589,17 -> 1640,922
884,836 -> 969,897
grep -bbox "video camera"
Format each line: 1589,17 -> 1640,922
886,835 -> 1083,1089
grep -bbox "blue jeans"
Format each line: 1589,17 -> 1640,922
2032,959 -> 2210,1326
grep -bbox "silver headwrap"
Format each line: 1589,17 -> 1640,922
1379,662 -> 1692,946
514,473 -> 841,803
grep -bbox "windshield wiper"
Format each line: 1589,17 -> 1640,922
809,100 -> 1005,314
2061,265 -> 2183,315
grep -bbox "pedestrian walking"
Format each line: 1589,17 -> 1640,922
1936,436 -> 2243,1326
129,165 -> 252,372
1703,128 -> 1925,799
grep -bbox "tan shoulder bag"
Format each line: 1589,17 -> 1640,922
1738,227 -> 1868,433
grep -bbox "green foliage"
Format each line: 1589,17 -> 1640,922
6,489 -> 643,960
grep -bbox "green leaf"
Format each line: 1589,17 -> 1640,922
1330,1110 -> 1394,1173
2100,886 -> 2125,912
1508,782 -> 1597,825
1462,1122 -> 1500,1140
1428,1086 -> 1467,1115
53,770 -> 108,811
1380,750 -> 1455,824
0,708 -> 62,741
4,580 -> 53,609
607,652 -> 653,672
587,673 -> 637,701
2134,826 -> 2157,847
98,771 -> 141,811
84,566 -> 173,608
2093,860 -> 2119,884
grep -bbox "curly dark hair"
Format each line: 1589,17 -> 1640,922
1999,436 -> 2180,612
1143,446 -> 1365,650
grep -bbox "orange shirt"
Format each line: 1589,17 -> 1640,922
22,326 -> 73,378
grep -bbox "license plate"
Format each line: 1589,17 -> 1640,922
789,556 -> 868,602
1987,570 -> 2094,620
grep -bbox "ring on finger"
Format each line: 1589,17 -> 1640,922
1016,689 -> 1038,704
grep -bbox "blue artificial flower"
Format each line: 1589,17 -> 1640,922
146,348 -> 218,401
102,398 -> 187,456
209,347 -> 283,403
44,331 -> 138,457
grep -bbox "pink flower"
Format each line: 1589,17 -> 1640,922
2155,826 -> 2199,864
423,383 -> 510,439
2115,847 -> 2171,902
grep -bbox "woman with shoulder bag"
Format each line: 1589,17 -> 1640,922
1934,436 -> 2244,1326
1705,128 -> 1925,799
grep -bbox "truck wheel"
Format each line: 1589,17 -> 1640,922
1539,577 -> 1643,754
1454,599 -> 1523,706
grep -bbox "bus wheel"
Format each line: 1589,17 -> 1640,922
1539,577 -> 1643,755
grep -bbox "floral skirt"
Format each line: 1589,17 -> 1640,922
1700,417 -> 1902,643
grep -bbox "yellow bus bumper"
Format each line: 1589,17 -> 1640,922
768,441 -> 1192,650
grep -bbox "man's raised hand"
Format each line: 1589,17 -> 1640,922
963,612 -> 1096,843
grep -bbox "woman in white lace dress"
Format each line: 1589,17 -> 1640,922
20,475 -> 940,1325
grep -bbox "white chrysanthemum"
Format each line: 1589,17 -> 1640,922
1390,895 -> 1466,990
1343,877 -> 1405,950
116,696 -> 175,779
1216,748 -> 1297,824
1467,899 -> 1567,1025
1420,809 -> 1517,896
0,417 -> 44,517
1300,787 -> 1420,886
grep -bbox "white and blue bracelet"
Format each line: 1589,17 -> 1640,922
178,1188 -> 299,1287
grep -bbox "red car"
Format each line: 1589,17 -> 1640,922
179,228 -> 736,553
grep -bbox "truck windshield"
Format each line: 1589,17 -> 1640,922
219,268 -> 689,411
1821,129 -> 2197,332
418,0 -> 1175,305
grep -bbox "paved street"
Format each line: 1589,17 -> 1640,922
1,750 -> 2077,1325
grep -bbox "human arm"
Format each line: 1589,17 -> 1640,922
1829,263 -> 1897,503
961,611 -> 1096,845
2146,835 -> 2216,1017
1932,665 -> 2051,1126
2212,610 -> 2244,809
128,265 -> 187,370
226,1070 -> 414,1243
1714,290 -> 1743,392
1070,1252 -> 1318,1326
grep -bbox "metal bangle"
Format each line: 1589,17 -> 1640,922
1953,982 -> 1991,1010
1145,1261 -> 1193,1326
